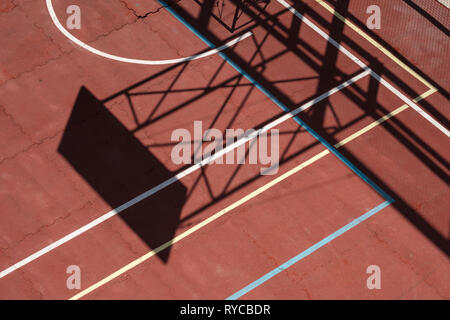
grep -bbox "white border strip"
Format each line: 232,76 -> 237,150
46,0 -> 252,65
437,0 -> 450,10
0,70 -> 370,280
277,0 -> 449,137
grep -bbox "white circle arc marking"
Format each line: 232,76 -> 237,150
46,0 -> 252,65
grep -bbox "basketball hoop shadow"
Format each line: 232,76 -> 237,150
58,87 -> 187,263
197,0 -> 271,33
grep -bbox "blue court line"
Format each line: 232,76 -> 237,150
159,0 -> 393,203
160,0 -> 395,299
226,200 -> 392,300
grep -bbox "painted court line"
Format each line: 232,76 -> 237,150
315,0 -> 436,91
226,200 -> 392,300
223,88 -> 438,301
374,75 -> 448,137
69,150 -> 330,300
46,0 -> 252,65
278,0 -> 449,137
161,0 -> 392,199
0,70 -> 368,280
314,0 -> 440,136
225,1 -> 444,297
70,103 -> 408,300
436,0 -> 450,10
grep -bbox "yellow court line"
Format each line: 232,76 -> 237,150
335,88 -> 436,147
69,150 -> 328,300
315,0 -> 437,91
70,97 -> 426,300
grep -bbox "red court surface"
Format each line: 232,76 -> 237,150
0,0 -> 449,300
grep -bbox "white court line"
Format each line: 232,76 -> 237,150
0,70 -> 370,280
46,0 -> 252,65
436,0 -> 450,10
277,0 -> 450,138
